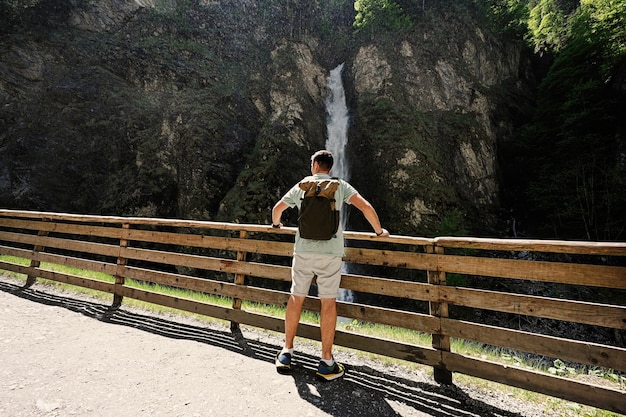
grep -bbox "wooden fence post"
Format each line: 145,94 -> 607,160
427,243 -> 452,384
230,230 -> 248,332
24,217 -> 50,288
112,223 -> 130,308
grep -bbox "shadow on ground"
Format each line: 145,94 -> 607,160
0,281 -> 526,417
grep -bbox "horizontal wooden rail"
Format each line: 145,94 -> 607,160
443,352 -> 625,414
439,254 -> 624,288
440,286 -> 625,329
435,236 -> 626,256
0,209 -> 624,414
441,319 -> 624,370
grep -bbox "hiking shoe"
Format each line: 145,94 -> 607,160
316,360 -> 345,381
275,351 -> 292,374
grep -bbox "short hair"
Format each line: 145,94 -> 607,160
311,150 -> 334,171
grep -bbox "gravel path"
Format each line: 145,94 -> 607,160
0,276 -> 575,417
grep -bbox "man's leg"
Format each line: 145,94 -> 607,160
319,297 -> 337,360
314,255 -> 342,362
276,294 -> 306,373
284,294 -> 305,349
316,296 -> 345,381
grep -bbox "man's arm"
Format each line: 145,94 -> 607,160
272,200 -> 289,227
348,193 -> 389,237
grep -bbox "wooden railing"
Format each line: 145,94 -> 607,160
0,209 -> 624,414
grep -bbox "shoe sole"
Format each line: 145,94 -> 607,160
276,364 -> 292,375
275,354 -> 292,375
315,364 -> 345,381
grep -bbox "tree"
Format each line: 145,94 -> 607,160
480,0 -> 531,40
527,0 -> 570,51
513,0 -> 626,240
353,0 -> 412,38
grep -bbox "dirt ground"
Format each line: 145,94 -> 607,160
0,275 -> 584,417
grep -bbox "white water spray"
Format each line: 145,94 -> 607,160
324,63 -> 354,304
325,63 -> 350,183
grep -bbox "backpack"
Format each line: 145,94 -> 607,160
298,178 -> 340,240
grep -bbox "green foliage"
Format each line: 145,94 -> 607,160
474,0 -> 531,40
510,0 -> 626,240
548,358 -> 577,376
445,273 -> 468,287
437,208 -> 470,236
353,0 -> 413,38
579,0 -> 626,74
527,0 -> 570,51
475,0 -> 604,51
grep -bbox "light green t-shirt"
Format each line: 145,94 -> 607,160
281,173 -> 358,257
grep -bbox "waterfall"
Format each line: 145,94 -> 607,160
325,63 -> 350,184
324,63 -> 354,304
325,63 -> 350,233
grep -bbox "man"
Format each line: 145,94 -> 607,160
271,150 -> 389,381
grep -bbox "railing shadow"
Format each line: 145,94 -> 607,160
0,280 -> 527,417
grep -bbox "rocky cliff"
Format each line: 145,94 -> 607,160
0,0 -> 532,236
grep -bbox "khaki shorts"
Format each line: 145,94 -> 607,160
291,253 -> 342,299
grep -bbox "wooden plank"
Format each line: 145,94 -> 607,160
37,269 -> 116,294
34,252 -> 118,276
120,247 -> 292,280
428,244 -> 451,384
0,210 -> 131,225
340,274 -> 438,302
231,309 -> 288,333
116,285 -> 225,316
336,303 -> 440,334
440,287 -> 626,329
0,260 -> 30,275
0,245 -> 117,276
231,230 -> 248,323
442,319 -> 626,372
26,218 -> 49,286
14,266 -> 117,294
0,231 -> 121,258
0,244 -> 36,260
334,331 -> 442,367
122,228 -> 294,257
443,352 -> 626,415
344,247 -> 437,270
435,236 -> 626,257
112,223 -> 130,307
0,210 -> 273,237
344,232 -> 433,246
0,210 -> 285,236
120,265 -> 292,307
438,254 -> 626,288
0,218 -> 124,240
120,265 -> 252,295
115,285 -> 300,335
229,286 -> 290,308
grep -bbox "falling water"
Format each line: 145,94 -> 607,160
324,63 -> 354,304
325,63 -> 350,183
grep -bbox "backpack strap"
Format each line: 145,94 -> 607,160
299,179 -> 340,210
